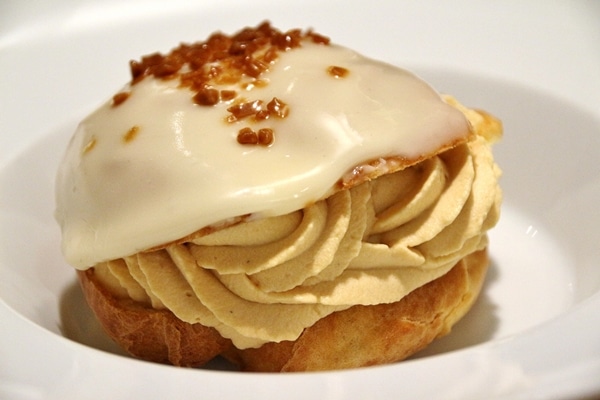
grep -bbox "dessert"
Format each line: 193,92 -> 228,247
55,22 -> 502,371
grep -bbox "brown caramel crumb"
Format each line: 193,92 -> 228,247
255,109 -> 270,121
83,137 -> 97,154
114,22 -> 329,148
227,99 -> 264,121
254,79 -> 269,88
258,128 -> 274,146
308,31 -> 331,45
237,127 -> 258,144
266,97 -> 289,119
124,22 -> 330,108
220,90 -> 237,101
240,79 -> 268,91
193,87 -> 220,106
271,29 -> 303,50
237,127 -> 274,146
225,96 -> 290,123
112,92 -> 131,107
263,46 -> 279,63
243,58 -> 269,78
327,65 -> 349,78
129,60 -> 146,83
152,61 -> 181,78
123,126 -> 140,143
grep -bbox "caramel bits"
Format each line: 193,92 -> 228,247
193,87 -> 220,106
111,22 -> 321,147
193,88 -> 238,106
123,21 -> 330,109
123,126 -> 140,143
237,127 -> 274,146
226,97 -> 289,123
112,92 -> 131,107
266,97 -> 289,119
327,65 -> 349,78
227,100 -> 264,122
258,128 -> 274,145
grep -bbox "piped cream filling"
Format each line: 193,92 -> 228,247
94,131 -> 501,349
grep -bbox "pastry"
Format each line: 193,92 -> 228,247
55,22 -> 502,371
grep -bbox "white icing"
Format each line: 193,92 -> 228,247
55,42 -> 470,268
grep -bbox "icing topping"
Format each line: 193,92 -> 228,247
55,24 -> 471,268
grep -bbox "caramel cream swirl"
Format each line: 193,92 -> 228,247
94,121 -> 502,349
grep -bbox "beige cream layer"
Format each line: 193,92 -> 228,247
94,127 -> 501,349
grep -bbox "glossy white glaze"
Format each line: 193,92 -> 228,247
55,42 -> 469,268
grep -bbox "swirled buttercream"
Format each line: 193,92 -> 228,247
92,128 -> 501,349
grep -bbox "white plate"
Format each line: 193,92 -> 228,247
1,1 -> 600,399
